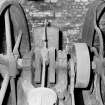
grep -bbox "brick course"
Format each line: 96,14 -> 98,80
21,0 -> 96,48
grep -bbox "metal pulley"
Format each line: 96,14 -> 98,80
71,43 -> 90,88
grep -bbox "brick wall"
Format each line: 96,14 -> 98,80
21,0 -> 96,49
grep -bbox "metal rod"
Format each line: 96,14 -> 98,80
41,60 -> 46,87
41,24 -> 48,87
0,73 -> 9,105
5,9 -> 12,55
10,78 -> 16,105
13,30 -> 22,54
70,59 -> 75,105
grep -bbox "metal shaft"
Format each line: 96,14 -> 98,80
41,60 -> 46,87
13,30 -> 22,54
70,59 -> 75,105
41,25 -> 48,87
10,78 -> 16,105
0,73 -> 9,105
5,9 -> 12,55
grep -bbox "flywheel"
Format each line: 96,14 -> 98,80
82,0 -> 105,105
0,1 -> 30,105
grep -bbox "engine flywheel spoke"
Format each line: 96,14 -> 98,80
13,30 -> 22,55
5,9 -> 12,55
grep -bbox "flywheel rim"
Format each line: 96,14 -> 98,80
0,2 -> 30,105
82,1 -> 105,105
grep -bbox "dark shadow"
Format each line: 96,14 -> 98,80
59,31 -> 63,50
85,46 -> 94,91
0,74 -> 3,89
0,11 -> 7,54
74,89 -> 85,105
